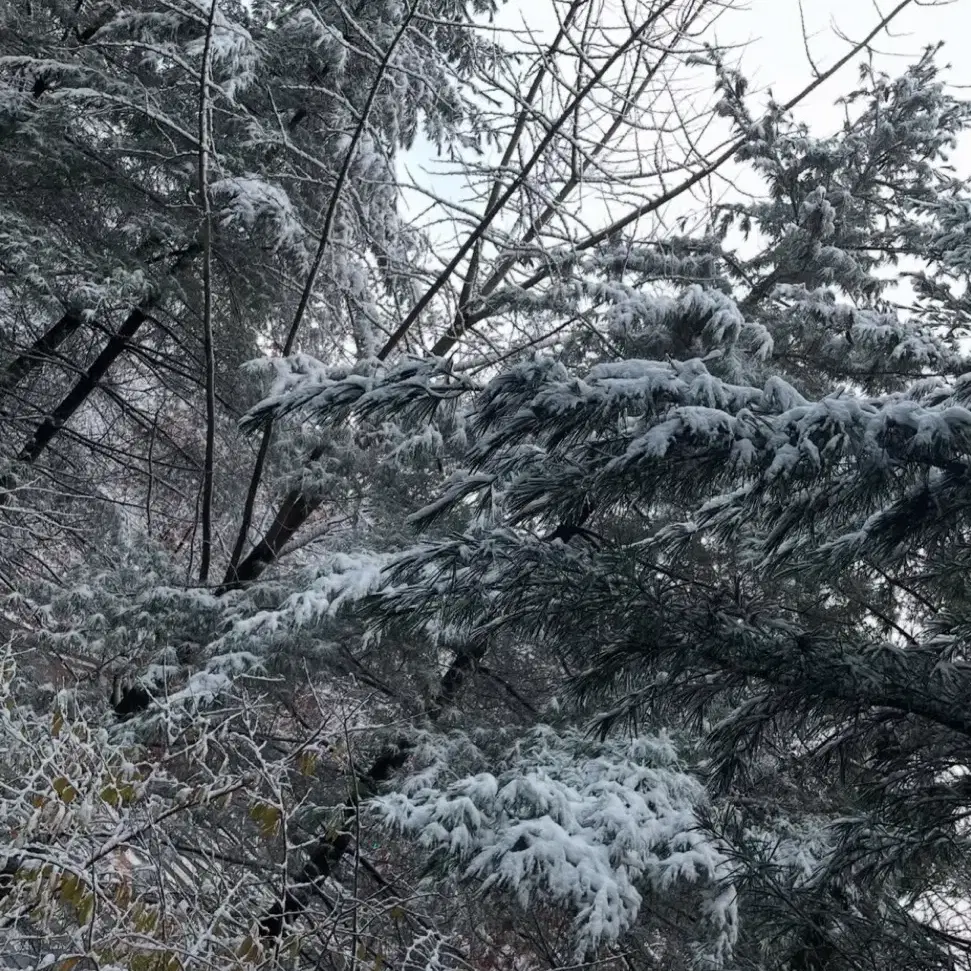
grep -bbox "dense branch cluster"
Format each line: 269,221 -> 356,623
1,2 -> 970,971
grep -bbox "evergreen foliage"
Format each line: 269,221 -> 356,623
2,2 -> 970,971
262,47 -> 971,971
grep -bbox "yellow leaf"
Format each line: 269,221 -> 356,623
298,751 -> 317,776
101,784 -> 121,807
237,935 -> 261,964
132,903 -> 159,934
249,802 -> 281,840
102,777 -> 138,807
75,892 -> 94,924
52,712 -> 64,737
389,905 -> 405,920
59,873 -> 81,904
52,776 -> 78,804
114,880 -> 132,909
56,959 -> 80,971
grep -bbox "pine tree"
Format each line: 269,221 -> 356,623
254,49 -> 971,970
3,3 -> 960,970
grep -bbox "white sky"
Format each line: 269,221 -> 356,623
400,0 -> 971,279
719,0 -> 970,157
490,0 -> 971,165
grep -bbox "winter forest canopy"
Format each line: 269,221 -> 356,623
2,0 -> 971,968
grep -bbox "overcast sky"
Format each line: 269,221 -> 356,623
720,0 -> 970,152
400,0 -> 970,252
489,0 -> 971,148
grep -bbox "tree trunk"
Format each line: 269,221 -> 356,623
219,442 -> 327,591
11,244 -> 199,468
258,643 -> 487,941
0,310 -> 84,399
219,482 -> 322,591
16,305 -> 149,466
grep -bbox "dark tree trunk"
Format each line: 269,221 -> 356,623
0,310 -> 84,398
257,640 -> 493,942
10,244 -> 199,468
219,481 -> 323,592
16,305 -> 149,466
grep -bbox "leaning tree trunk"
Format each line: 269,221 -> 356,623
0,310 -> 84,401
9,244 -> 199,469
16,304 -> 150,465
